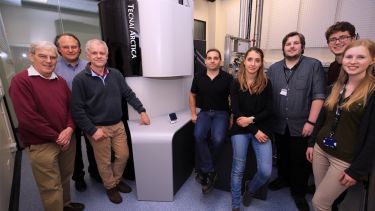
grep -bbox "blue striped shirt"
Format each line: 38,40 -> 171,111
55,58 -> 88,90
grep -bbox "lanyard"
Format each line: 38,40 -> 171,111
283,68 -> 296,85
329,83 -> 347,137
283,57 -> 302,85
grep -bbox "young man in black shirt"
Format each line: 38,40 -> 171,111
189,49 -> 232,194
325,22 -> 356,86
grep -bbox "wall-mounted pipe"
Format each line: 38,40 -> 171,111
239,0 -> 250,39
253,0 -> 264,47
246,0 -> 253,40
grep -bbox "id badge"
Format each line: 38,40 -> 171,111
280,88 -> 287,96
323,137 -> 337,149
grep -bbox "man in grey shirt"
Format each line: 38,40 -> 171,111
54,33 -> 101,192
267,32 -> 325,211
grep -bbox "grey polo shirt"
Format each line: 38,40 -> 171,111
267,55 -> 326,136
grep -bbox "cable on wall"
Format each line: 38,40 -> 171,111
334,0 -> 342,22
57,0 -> 65,33
296,0 -> 302,32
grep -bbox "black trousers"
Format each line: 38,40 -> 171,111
72,127 -> 100,181
274,127 -> 311,196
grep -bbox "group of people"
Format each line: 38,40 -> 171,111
190,21 -> 375,211
7,21 -> 374,211
9,35 -> 150,211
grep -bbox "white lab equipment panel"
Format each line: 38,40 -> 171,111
138,0 -> 194,77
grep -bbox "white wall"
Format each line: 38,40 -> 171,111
213,0 -> 240,53
261,0 -> 375,65
195,0 -> 374,67
194,0 -> 240,54
193,0 -> 214,48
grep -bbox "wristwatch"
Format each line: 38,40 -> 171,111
250,116 -> 255,123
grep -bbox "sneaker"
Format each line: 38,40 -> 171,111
292,195 -> 309,211
117,181 -> 132,193
242,180 -> 252,207
106,187 -> 122,204
74,179 -> 87,192
63,202 -> 85,211
202,172 -> 217,194
268,177 -> 288,191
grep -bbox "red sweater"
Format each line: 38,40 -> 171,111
9,70 -> 75,147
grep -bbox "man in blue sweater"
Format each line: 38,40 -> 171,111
71,39 -> 150,204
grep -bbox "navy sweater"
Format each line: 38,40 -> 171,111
71,65 -> 145,136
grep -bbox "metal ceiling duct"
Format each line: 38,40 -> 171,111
21,0 -> 98,14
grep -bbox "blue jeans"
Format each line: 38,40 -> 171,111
231,133 -> 272,208
194,110 -> 229,173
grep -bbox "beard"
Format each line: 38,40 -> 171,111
284,53 -> 301,61
207,65 -> 220,71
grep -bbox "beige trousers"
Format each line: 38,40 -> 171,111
88,121 -> 129,189
26,137 -> 76,211
312,144 -> 351,211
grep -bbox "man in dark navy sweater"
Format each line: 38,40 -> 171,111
9,41 -> 84,211
71,39 -> 150,204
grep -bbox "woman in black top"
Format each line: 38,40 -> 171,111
230,47 -> 273,210
306,39 -> 375,211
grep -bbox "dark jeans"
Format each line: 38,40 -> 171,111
72,127 -> 100,181
194,110 -> 229,173
274,127 -> 311,196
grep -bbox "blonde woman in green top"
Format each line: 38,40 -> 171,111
306,39 -> 375,211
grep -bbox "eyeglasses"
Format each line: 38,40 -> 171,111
61,45 -> 79,50
328,35 -> 352,44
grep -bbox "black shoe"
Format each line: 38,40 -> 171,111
202,172 -> 217,194
63,202 -> 85,211
268,178 -> 288,191
90,174 -> 102,183
242,180 -> 252,207
292,195 -> 309,211
75,179 -> 87,192
232,208 -> 240,211
195,171 -> 205,185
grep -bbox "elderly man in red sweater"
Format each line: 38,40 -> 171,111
9,41 -> 84,211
